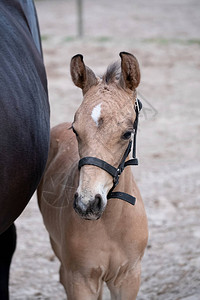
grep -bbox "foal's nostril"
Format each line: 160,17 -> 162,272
93,194 -> 103,211
73,192 -> 79,208
74,192 -> 79,200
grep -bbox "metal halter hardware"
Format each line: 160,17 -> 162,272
78,98 -> 142,206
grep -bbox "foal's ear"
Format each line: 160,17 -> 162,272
119,52 -> 140,91
70,54 -> 98,95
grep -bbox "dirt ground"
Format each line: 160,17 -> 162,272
10,0 -> 200,299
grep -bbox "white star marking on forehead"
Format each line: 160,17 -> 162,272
91,103 -> 102,126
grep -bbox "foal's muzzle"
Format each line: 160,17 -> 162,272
73,192 -> 104,220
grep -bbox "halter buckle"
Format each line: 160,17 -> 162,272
113,170 -> 120,185
135,98 -> 142,113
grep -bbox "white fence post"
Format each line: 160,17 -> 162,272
77,0 -> 83,37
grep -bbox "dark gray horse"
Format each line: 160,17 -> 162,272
0,1 -> 50,298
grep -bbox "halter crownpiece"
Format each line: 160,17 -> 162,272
78,98 -> 142,206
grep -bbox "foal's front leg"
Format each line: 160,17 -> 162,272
60,268 -> 103,300
107,262 -> 141,300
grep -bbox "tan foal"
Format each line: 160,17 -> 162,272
38,52 -> 148,300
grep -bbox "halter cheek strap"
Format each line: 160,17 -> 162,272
78,98 -> 142,206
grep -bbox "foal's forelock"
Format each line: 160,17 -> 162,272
102,61 -> 121,84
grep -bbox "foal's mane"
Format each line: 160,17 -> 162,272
102,61 -> 121,84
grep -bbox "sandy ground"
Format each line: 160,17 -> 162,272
9,0 -> 200,299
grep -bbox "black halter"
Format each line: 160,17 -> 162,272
78,98 -> 142,206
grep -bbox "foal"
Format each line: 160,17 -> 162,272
38,52 -> 148,299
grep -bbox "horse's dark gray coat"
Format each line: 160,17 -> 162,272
0,0 -> 50,233
0,2 -> 50,298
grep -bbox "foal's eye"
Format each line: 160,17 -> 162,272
122,131 -> 133,140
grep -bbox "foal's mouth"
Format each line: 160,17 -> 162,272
81,213 -> 101,221
73,206 -> 102,221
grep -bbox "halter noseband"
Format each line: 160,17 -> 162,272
78,98 -> 142,206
